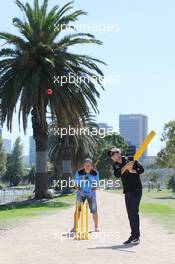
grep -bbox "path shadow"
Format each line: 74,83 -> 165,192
88,244 -> 138,252
153,196 -> 175,200
0,198 -> 70,211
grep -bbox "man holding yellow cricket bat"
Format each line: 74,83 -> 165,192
108,130 -> 156,245
108,148 -> 144,245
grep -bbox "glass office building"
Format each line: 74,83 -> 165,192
119,114 -> 148,161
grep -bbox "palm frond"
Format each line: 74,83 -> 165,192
0,0 -> 106,134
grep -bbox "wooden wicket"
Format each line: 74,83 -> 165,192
74,200 -> 89,240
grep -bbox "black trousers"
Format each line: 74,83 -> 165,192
125,188 -> 142,238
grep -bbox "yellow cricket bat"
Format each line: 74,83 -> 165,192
134,130 -> 156,161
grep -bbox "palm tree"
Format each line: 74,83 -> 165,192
48,115 -> 99,192
0,0 -> 105,198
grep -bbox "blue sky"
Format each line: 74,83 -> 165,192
0,0 -> 175,155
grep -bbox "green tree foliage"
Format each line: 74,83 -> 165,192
25,165 -> 36,184
94,133 -> 128,179
167,176 -> 175,192
157,120 -> 175,168
157,120 -> 175,192
2,137 -> 25,186
145,171 -> 159,183
0,136 -> 7,178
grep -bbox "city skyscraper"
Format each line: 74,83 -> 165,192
3,139 -> 12,154
119,114 -> 148,160
29,136 -> 36,166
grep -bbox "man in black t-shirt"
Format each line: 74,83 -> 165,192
108,147 -> 144,245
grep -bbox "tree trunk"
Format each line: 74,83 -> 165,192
31,106 -> 49,199
61,146 -> 73,194
53,158 -> 62,191
173,169 -> 175,193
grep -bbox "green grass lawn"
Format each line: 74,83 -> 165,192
140,189 -> 175,233
105,188 -> 175,233
0,193 -> 75,229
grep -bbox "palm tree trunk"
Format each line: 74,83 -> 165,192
53,158 -> 62,191
31,106 -> 49,199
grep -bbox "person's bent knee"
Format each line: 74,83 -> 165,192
89,202 -> 97,214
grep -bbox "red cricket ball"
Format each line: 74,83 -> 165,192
47,89 -> 53,95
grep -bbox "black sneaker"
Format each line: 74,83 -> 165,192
123,236 -> 134,245
130,237 -> 140,245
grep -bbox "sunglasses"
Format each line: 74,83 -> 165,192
111,151 -> 120,156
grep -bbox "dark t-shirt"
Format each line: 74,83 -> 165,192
113,156 -> 144,194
